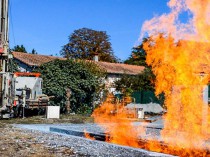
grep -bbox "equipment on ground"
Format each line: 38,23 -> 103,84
13,72 -> 49,117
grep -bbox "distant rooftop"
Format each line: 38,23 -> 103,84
12,51 -> 66,66
12,52 -> 145,75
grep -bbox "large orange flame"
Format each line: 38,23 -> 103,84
141,0 -> 210,151
93,101 -> 145,147
93,0 -> 210,156
143,35 -> 210,150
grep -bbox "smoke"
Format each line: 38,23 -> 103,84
139,0 -> 210,42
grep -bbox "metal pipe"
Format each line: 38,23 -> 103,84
22,87 -> 26,118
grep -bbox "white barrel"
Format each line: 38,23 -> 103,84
137,108 -> 144,119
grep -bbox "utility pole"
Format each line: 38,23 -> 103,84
0,0 -> 9,61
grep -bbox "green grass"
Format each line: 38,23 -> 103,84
0,114 -> 94,125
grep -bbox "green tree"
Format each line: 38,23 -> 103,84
35,59 -> 105,114
124,38 -> 148,66
8,58 -> 19,72
11,45 -> 27,53
121,37 -> 156,92
114,67 -> 155,93
31,49 -> 37,54
61,28 -> 118,62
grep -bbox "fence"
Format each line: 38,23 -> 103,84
131,90 -> 164,105
131,85 -> 210,105
114,90 -> 164,105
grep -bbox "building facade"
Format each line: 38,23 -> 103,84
12,52 -> 145,93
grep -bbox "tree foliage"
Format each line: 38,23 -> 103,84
8,58 -> 19,72
61,28 -> 118,62
119,37 -> 156,92
114,67 -> 155,94
35,59 -> 106,114
11,45 -> 27,53
31,49 -> 38,54
124,38 -> 148,66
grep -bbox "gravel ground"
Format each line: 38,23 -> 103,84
3,114 -> 209,157
0,124 -> 76,157
14,124 -> 175,157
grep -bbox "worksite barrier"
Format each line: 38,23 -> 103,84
131,90 -> 164,105
114,90 -> 164,105
131,85 -> 210,105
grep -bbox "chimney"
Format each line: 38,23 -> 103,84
93,53 -> 99,62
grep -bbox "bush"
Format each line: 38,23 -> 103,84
114,67 -> 155,93
35,59 -> 105,113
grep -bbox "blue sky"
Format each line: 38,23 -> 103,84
9,0 -> 169,61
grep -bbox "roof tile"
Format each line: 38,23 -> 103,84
12,52 -> 144,75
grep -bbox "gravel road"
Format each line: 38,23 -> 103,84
14,124 -> 175,157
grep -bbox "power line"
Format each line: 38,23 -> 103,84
9,0 -> 16,47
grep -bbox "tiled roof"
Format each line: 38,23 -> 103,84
94,61 -> 144,75
12,51 -> 66,66
12,52 -> 145,75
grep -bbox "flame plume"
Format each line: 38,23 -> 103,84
93,0 -> 210,156
142,0 -> 210,153
93,101 -> 144,147
143,36 -> 210,149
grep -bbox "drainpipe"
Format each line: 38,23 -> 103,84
22,86 -> 26,118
